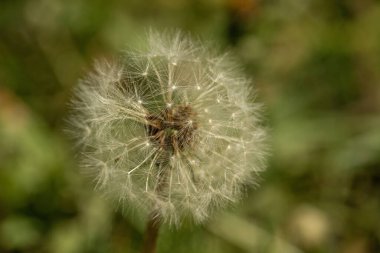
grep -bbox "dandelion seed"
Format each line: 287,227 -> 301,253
67,30 -> 267,228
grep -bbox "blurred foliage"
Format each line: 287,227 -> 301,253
1,0 -> 380,252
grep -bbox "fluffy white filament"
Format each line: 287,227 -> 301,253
68,31 -> 267,226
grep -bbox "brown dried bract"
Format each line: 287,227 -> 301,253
146,105 -> 198,153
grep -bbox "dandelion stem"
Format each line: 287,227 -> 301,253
141,211 -> 161,253
141,162 -> 168,253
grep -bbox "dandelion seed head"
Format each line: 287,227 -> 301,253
67,30 -> 267,226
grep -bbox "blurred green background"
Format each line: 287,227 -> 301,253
1,0 -> 380,252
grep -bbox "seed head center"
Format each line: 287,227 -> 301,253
146,105 -> 198,152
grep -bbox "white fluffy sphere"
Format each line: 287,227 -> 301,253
68,31 -> 267,226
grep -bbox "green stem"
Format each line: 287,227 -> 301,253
141,163 -> 168,253
141,212 -> 161,253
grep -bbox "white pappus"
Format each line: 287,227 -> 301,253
67,31 -> 267,226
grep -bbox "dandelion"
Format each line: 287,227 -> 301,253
67,30 -> 267,252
